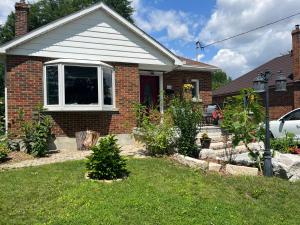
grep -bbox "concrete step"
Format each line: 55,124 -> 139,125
199,126 -> 222,134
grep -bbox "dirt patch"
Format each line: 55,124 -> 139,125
5,151 -> 34,164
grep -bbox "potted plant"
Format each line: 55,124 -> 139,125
200,132 -> 211,149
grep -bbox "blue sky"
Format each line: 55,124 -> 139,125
2,0 -> 300,79
132,0 -> 300,79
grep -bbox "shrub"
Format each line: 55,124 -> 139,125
86,135 -> 129,180
0,136 -> 10,162
221,89 -> 265,169
18,107 -> 53,157
271,132 -> 298,153
132,102 -> 147,128
169,97 -> 203,158
141,113 -> 175,156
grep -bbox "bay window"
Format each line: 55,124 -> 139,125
44,60 -> 116,111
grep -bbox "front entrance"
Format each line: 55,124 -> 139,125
140,75 -> 159,108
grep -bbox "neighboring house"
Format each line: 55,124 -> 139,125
0,1 -> 218,148
213,25 -> 300,120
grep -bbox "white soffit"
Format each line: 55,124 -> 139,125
45,58 -> 113,68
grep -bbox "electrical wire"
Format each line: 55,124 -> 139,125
198,11 -> 300,49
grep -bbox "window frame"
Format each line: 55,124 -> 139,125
191,79 -> 200,102
43,63 -> 116,111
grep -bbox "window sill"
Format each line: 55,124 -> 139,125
44,106 -> 119,112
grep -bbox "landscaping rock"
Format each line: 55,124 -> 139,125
225,164 -> 258,176
232,152 -> 255,166
199,148 -> 216,160
208,162 -> 222,172
172,154 -> 208,170
272,152 -> 300,182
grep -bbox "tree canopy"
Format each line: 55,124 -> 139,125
212,70 -> 232,90
0,0 -> 134,44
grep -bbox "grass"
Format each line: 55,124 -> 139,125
0,158 -> 300,225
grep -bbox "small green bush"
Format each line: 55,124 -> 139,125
0,136 -> 10,162
169,97 -> 202,158
271,132 -> 298,153
86,135 -> 129,180
141,117 -> 175,156
18,107 -> 53,157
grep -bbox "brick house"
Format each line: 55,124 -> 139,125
213,25 -> 300,120
0,1 -> 217,148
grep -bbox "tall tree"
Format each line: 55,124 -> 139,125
212,70 -> 232,90
0,0 -> 134,44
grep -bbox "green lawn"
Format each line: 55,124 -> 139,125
0,158 -> 299,225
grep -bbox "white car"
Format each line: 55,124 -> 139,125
269,108 -> 300,139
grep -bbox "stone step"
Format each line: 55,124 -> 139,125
213,145 -> 249,158
199,126 -> 222,134
209,142 -> 232,150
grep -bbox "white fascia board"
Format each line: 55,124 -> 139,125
0,2 -> 183,66
45,58 -> 113,68
178,64 -> 220,72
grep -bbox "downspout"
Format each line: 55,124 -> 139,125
4,60 -> 8,134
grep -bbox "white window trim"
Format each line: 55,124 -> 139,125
43,62 -> 117,111
191,79 -> 200,102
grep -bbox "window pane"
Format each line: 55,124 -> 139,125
46,66 -> 59,105
103,68 -> 113,105
287,110 -> 300,120
191,81 -> 198,98
64,66 -> 98,105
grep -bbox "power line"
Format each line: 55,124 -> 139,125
198,11 -> 300,49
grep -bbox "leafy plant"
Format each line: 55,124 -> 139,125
132,102 -> 147,128
169,97 -> 203,158
270,132 -> 298,153
86,135 -> 129,180
140,110 -> 175,156
201,133 -> 210,139
18,106 -> 53,157
0,135 -> 10,162
222,89 -> 265,170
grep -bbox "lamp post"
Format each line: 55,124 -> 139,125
253,70 -> 287,177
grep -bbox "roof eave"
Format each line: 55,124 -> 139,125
178,64 -> 219,72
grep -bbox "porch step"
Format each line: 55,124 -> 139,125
199,126 -> 222,134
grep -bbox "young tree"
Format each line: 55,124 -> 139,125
212,70 -> 232,90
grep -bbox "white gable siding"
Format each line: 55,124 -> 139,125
7,9 -> 174,66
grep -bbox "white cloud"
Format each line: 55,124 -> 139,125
132,0 -> 199,42
209,49 -> 250,78
200,0 -> 300,79
0,0 -> 18,25
196,53 -> 205,61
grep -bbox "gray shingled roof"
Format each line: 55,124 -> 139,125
213,54 -> 293,96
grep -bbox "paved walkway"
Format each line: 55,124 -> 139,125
0,144 -> 147,170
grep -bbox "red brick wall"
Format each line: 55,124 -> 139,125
7,55 -> 139,137
163,70 -> 212,106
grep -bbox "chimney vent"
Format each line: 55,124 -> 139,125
296,24 -> 299,30
15,0 -> 29,37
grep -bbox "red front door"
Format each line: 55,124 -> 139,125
140,75 -> 159,108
